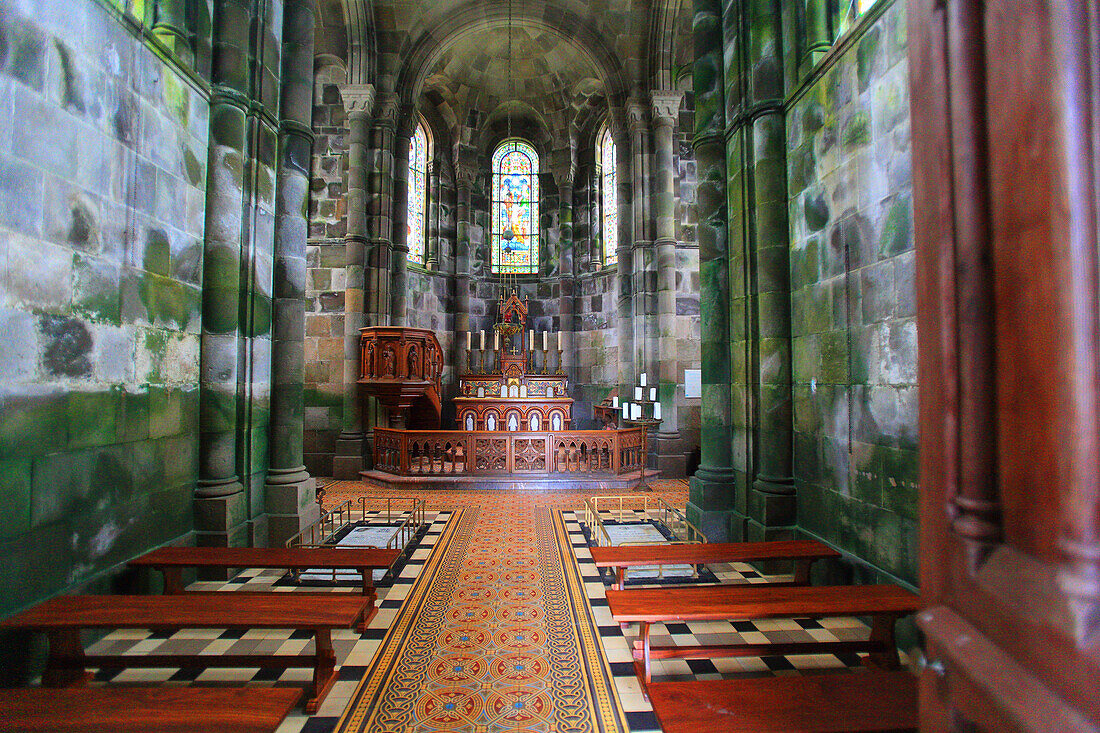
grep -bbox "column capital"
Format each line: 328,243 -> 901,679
373,92 -> 400,128
397,104 -> 420,140
626,99 -> 648,134
651,90 -> 684,124
338,83 -> 375,118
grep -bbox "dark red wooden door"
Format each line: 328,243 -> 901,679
908,0 -> 1100,729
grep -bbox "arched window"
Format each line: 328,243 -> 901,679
406,122 -> 429,265
491,139 -> 539,275
598,124 -> 618,267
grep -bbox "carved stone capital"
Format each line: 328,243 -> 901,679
651,90 -> 684,124
338,83 -> 375,118
373,92 -> 400,127
626,99 -> 648,134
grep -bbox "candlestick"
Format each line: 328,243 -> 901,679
541,347 -> 549,375
640,372 -> 647,387
650,387 -> 656,401
466,348 -> 474,374
654,402 -> 662,420
478,349 -> 485,374
555,348 -> 564,375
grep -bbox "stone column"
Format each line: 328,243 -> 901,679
391,109 -> 417,326
453,162 -> 476,373
743,0 -> 795,542
367,94 -> 398,327
332,83 -> 374,479
194,0 -> 266,549
151,0 -> 193,66
427,161 -> 440,269
557,171 -> 575,373
802,0 -> 833,70
611,108 -> 635,402
627,100 -> 651,392
687,0 -> 738,541
652,90 -> 686,477
265,0 -> 318,546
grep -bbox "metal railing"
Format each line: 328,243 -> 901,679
581,495 -> 708,583
286,496 -> 426,552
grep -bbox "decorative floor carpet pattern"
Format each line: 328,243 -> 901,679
335,504 -> 630,732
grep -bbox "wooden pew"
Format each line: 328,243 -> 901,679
647,670 -> 918,733
589,540 -> 841,589
0,594 -> 369,713
605,584 -> 919,685
129,546 -> 402,597
0,687 -> 304,732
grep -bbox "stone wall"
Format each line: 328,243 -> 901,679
786,0 -> 917,584
0,0 -> 207,616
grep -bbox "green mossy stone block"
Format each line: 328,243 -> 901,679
73,254 -> 122,325
843,112 -> 872,149
202,287 -> 240,334
818,330 -> 849,383
856,27 -> 881,90
68,391 -> 119,449
149,387 -> 184,438
0,522 -> 74,618
850,441 -> 884,505
882,446 -> 919,520
879,196 -> 913,258
0,392 -> 69,458
804,192 -> 830,233
93,445 -> 136,503
0,458 -> 32,539
144,229 -> 171,276
30,449 -> 95,528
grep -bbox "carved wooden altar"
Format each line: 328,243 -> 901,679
357,327 -> 443,429
456,291 -> 574,431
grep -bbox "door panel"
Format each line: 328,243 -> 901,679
909,0 -> 1100,729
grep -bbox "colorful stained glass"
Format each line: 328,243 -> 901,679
599,125 -> 618,267
491,139 -> 539,275
407,123 -> 428,264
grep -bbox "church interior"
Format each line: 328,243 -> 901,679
0,0 -> 1098,729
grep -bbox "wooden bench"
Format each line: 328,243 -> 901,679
0,686 -> 303,732
590,540 -> 841,589
647,670 -> 918,733
0,594 -> 370,713
605,584 -> 920,685
129,546 -> 401,596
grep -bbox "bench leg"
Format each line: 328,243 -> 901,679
629,621 -> 652,693
306,629 -> 339,713
615,567 -> 624,591
793,558 -> 813,585
160,567 -> 184,594
866,614 -> 902,670
42,629 -> 91,688
361,568 -> 375,596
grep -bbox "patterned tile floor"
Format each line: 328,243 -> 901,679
78,479 -> 872,732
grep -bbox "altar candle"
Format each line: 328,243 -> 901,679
640,372 -> 647,387
557,330 -> 562,350
654,402 -> 662,420
650,387 -> 657,401
634,386 -> 642,401
466,331 -> 471,350
494,330 -> 500,350
543,331 -> 548,351
479,330 -> 484,350
529,330 -> 534,351
612,396 -> 619,408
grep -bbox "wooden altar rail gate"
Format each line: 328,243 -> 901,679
373,427 -> 647,477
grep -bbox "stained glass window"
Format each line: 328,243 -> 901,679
491,139 -> 539,275
598,125 -> 618,267
406,123 -> 429,265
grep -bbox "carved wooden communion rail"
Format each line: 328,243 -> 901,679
373,428 -> 646,477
